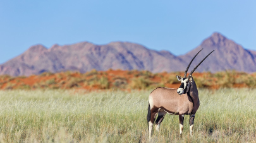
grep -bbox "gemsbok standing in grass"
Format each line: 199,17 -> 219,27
147,49 -> 214,139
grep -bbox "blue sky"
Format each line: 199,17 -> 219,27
0,0 -> 255,64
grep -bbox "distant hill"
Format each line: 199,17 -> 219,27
0,32 -> 255,76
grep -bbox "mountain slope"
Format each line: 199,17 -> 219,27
179,33 -> 256,73
0,42 -> 187,76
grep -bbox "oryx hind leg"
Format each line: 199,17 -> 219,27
148,107 -> 158,139
155,109 -> 166,132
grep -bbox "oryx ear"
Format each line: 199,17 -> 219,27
176,75 -> 182,81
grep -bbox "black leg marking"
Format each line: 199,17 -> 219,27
189,114 -> 195,136
179,115 -> 184,125
179,115 -> 184,136
189,115 -> 195,126
155,115 -> 164,124
149,106 -> 159,123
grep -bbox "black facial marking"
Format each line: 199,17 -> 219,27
179,83 -> 184,88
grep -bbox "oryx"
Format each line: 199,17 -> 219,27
147,49 -> 214,139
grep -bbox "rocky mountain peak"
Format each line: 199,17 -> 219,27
202,32 -> 229,47
180,32 -> 256,73
211,32 -> 226,41
27,44 -> 48,53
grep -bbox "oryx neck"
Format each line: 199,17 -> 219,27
188,80 -> 200,113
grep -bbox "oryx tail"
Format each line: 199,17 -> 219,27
147,103 -> 151,123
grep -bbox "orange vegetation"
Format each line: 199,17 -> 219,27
0,69 -> 255,90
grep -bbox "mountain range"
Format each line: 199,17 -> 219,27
1,32 -> 255,76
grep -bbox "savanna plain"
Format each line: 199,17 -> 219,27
0,89 -> 255,142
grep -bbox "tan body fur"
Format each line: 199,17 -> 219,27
150,88 -> 192,115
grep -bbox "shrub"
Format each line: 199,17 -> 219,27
113,77 -> 127,89
84,69 -> 98,77
214,72 -> 225,79
218,70 -> 236,88
3,82 -> 16,90
45,79 -> 56,85
141,70 -> 154,78
98,77 -> 109,89
86,76 -> 109,89
0,75 -> 11,80
161,75 -> 180,84
59,80 -> 66,85
85,76 -> 98,86
127,71 -> 134,75
39,72 -> 53,77
19,84 -> 31,90
129,77 -> 152,89
0,82 -> 4,88
235,74 -> 248,84
236,74 -> 256,88
211,70 -> 237,88
64,77 -> 83,88
17,76 -> 27,79
56,73 -> 63,80
33,82 -> 43,89
193,77 -> 207,88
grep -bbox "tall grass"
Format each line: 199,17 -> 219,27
0,89 -> 255,142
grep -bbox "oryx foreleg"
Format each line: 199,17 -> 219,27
179,115 -> 184,135
189,114 -> 195,136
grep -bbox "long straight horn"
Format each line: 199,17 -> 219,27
189,50 -> 215,76
184,49 -> 203,78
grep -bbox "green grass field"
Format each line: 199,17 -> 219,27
0,89 -> 255,142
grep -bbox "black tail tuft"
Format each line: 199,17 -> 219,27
147,103 -> 151,123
